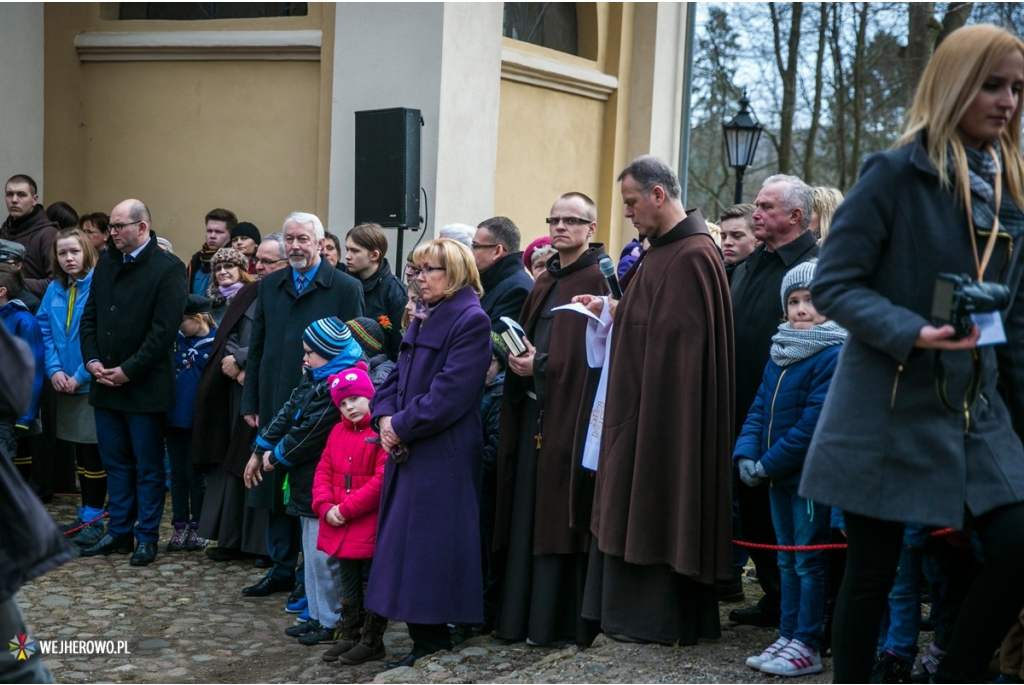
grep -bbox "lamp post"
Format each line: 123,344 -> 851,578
722,90 -> 764,204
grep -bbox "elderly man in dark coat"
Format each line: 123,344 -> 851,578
241,213 -> 363,597
493,192 -> 609,647
577,156 -> 734,645
79,199 -> 188,567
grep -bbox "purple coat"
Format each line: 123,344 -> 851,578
365,286 -> 492,625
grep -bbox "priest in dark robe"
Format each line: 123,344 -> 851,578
576,155 -> 735,645
492,192 -> 609,647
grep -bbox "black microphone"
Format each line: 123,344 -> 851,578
598,255 -> 623,300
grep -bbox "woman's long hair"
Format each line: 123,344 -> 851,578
895,24 -> 1024,209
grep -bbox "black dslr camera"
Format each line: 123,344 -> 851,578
931,273 -> 1010,339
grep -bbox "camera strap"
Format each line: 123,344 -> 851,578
964,144 -> 1002,283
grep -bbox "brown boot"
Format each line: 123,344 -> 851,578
337,612 -> 388,665
321,599 -> 363,662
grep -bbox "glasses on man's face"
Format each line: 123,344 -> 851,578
109,221 -> 142,233
213,264 -> 238,273
411,265 -> 446,277
471,243 -> 499,251
545,216 -> 592,226
257,257 -> 285,266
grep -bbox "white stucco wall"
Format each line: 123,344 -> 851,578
0,3 -> 45,196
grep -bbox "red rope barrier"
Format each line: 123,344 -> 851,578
731,527 -> 959,552
62,512 -> 109,536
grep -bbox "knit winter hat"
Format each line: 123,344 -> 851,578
522,235 -> 552,269
346,316 -> 390,356
211,247 -> 248,270
780,259 -> 818,314
329,361 -> 375,406
230,221 -> 261,245
490,331 -> 509,371
303,317 -> 354,360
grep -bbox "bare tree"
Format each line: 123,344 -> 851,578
802,2 -> 829,182
769,2 -> 804,175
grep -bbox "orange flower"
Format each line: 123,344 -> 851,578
378,315 -> 393,329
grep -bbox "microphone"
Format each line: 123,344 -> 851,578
598,255 -> 623,300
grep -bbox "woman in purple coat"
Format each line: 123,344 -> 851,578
368,238 -> 492,668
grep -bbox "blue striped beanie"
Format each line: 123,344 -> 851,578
302,317 -> 353,360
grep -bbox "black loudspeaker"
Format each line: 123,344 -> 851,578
354,107 -> 421,229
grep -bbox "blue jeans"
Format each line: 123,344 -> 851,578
769,484 -> 831,651
94,408 -> 166,543
164,427 -> 206,524
878,524 -> 928,660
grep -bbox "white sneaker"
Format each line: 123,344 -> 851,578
759,639 -> 823,676
745,636 -> 790,670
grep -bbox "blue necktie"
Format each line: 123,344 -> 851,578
296,275 -> 307,294
124,254 -> 135,264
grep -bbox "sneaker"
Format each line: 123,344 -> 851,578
285,619 -> 320,638
912,643 -> 945,681
759,639 -> 823,676
286,596 -> 308,614
74,522 -> 105,548
297,624 -> 339,646
185,525 -> 207,551
60,518 -> 85,536
746,636 -> 790,670
166,523 -> 187,552
296,607 -> 310,623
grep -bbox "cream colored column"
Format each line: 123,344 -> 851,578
1,4 -> 45,194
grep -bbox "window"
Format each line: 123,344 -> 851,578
118,3 -> 308,20
502,3 -> 578,56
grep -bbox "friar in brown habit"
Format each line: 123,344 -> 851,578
576,155 -> 735,646
492,192 -> 609,647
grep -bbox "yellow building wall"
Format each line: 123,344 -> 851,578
494,80 -> 606,246
78,60 -> 321,249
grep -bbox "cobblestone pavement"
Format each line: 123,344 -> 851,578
18,493 -> 833,683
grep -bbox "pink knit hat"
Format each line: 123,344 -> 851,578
329,361 -> 374,407
522,235 -> 552,269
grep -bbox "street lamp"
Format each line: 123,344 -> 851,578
722,90 -> 764,204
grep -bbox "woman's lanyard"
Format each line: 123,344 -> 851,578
65,283 -> 77,333
964,144 -> 1002,282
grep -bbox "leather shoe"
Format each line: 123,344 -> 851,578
205,546 -> 241,562
386,647 -> 431,670
80,533 -> 133,557
252,555 -> 273,569
728,605 -> 780,628
242,576 -> 294,597
130,541 -> 158,566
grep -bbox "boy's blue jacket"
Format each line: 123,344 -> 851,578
37,271 -> 93,394
1,300 -> 44,427
167,328 -> 217,429
733,344 -> 841,488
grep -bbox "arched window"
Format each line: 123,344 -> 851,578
502,3 -> 578,56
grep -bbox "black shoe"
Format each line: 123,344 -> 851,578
297,624 -> 339,646
80,533 -> 133,557
205,546 -> 242,561
130,541 -> 158,566
285,619 -> 320,638
386,647 -> 431,670
728,605 -> 781,628
716,578 -> 745,603
287,583 -> 306,605
243,576 -> 294,597
252,555 -> 273,569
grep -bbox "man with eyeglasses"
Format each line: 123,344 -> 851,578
240,212 -> 363,600
253,233 -> 289,279
79,198 -> 188,568
1,174 -> 58,298
473,216 -> 534,332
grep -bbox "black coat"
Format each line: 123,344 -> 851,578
358,258 -> 407,361
729,231 -> 818,433
479,251 -> 534,332
80,236 -> 188,413
241,261 -> 363,510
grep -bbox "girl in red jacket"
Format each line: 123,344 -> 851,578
313,361 -> 388,665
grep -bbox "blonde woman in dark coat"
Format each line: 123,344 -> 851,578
800,25 -> 1024,683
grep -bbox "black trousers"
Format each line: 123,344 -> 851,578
736,475 -> 781,613
833,504 -> 1024,683
407,623 -> 452,653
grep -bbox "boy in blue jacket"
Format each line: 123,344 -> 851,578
734,260 -> 846,677
0,264 -> 44,479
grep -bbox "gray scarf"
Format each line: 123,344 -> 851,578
953,142 -> 1024,239
770,320 -> 847,367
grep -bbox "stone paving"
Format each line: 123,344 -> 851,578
18,493 -> 832,684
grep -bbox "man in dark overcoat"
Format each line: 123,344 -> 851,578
577,155 -> 734,645
79,199 -> 187,567
729,174 -> 819,627
240,211 -> 363,596
474,216 -> 534,332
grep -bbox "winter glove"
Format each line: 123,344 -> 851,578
737,459 -> 763,487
